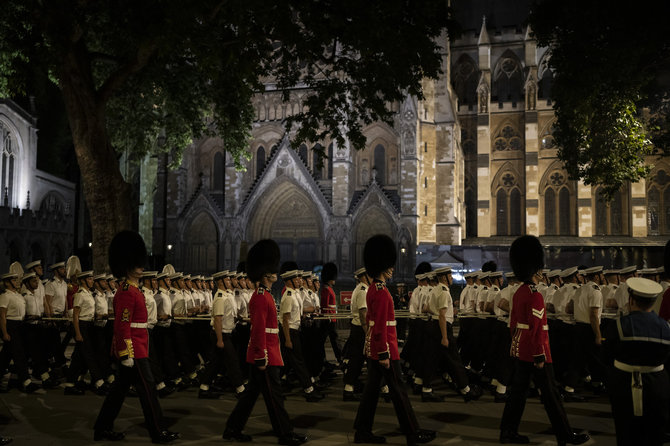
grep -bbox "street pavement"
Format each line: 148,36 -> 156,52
0,342 -> 616,445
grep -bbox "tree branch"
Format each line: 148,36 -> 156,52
96,39 -> 159,106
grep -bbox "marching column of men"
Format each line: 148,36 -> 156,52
1,234 -> 670,446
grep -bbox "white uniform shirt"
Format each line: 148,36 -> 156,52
143,288 -> 157,328
105,290 -> 115,315
73,288 -> 95,321
279,288 -> 302,330
0,290 -> 25,321
23,289 -> 42,320
475,286 -> 489,315
460,284 -> 477,313
211,289 -> 236,332
574,281 -> 602,324
554,283 -> 579,324
93,290 -> 109,327
486,285 -> 500,307
498,283 -> 519,325
612,282 -> 630,316
155,288 -> 172,327
350,282 -> 368,326
409,286 -> 422,315
428,284 -> 454,324
45,277 -> 67,314
543,284 -> 560,308
170,288 -> 186,316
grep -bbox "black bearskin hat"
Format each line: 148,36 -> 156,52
414,262 -> 432,276
108,230 -> 147,279
246,239 -> 280,282
664,240 -> 670,276
321,262 -> 338,282
280,261 -> 299,275
236,261 -> 246,274
482,261 -> 497,272
509,235 -> 544,282
364,234 -> 397,278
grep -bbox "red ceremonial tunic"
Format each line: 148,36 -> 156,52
66,283 -> 78,311
659,288 -> 670,321
113,280 -> 149,359
364,280 -> 399,361
509,283 -> 552,363
321,285 -> 337,322
246,286 -> 283,367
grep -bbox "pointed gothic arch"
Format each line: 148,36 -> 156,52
452,54 -> 479,111
183,212 -> 219,273
539,161 -> 576,235
492,50 -> 523,105
492,163 -> 524,236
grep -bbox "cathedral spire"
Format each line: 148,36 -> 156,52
478,15 -> 490,45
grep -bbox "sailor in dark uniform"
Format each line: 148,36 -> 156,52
603,277 -> 670,446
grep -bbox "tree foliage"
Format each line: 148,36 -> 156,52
0,0 -> 456,268
529,0 -> 670,199
0,0 -> 455,168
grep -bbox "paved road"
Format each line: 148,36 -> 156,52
0,367 -> 615,446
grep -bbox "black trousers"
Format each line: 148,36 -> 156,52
280,328 -> 312,390
500,360 -> 572,441
24,322 -> 50,377
574,322 -> 604,383
200,332 -> 243,388
94,358 -> 165,440
225,365 -> 292,437
154,325 -> 179,380
234,324 -> 250,379
344,324 -> 366,386
147,328 -> 165,384
608,369 -> 669,446
457,317 -> 474,368
93,324 -> 112,379
354,359 -> 419,435
322,320 -> 342,363
170,323 -> 196,376
423,321 -> 469,389
301,321 -> 322,378
490,320 -> 513,386
0,320 -> 29,382
44,321 -> 67,366
67,321 -> 103,383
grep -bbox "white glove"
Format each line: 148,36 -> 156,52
121,358 -> 134,368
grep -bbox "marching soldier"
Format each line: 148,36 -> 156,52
22,272 -> 58,388
603,277 -> 670,446
279,269 -> 323,402
92,274 -> 114,386
499,236 -> 589,446
571,266 -> 605,392
611,266 -> 637,316
320,262 -> 342,369
490,272 -> 519,402
23,260 -> 49,315
153,272 -> 178,396
223,239 -> 307,445
553,267 -> 583,400
353,234 -> 435,445
93,230 -> 178,444
343,267 -> 370,401
64,271 -> 109,396
457,271 -> 478,370
233,268 -> 251,380
44,261 -> 68,368
169,273 -> 198,386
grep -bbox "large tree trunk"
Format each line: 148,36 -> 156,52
59,44 -> 133,273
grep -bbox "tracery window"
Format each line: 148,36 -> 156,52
0,122 -> 15,206
493,124 -> 523,151
494,170 -> 523,236
256,146 -> 266,178
373,144 -> 386,186
452,55 -> 479,111
492,51 -> 523,105
647,169 -> 670,235
542,170 -> 573,235
594,186 -> 629,235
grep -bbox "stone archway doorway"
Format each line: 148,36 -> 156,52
184,212 -> 218,273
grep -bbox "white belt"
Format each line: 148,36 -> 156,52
516,323 -> 529,329
614,360 -> 665,416
543,325 -> 549,331
222,329 -> 233,334
130,322 -> 148,328
265,328 -> 279,334
368,321 -> 396,327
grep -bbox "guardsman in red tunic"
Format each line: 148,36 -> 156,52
500,235 -> 589,446
94,231 -> 179,444
353,234 -> 436,446
223,239 -> 307,446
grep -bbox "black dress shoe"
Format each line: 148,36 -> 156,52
558,432 -> 590,445
21,382 -> 39,393
380,393 -> 392,403
304,390 -> 324,402
0,436 -> 11,445
94,430 -> 125,441
198,389 -> 223,399
354,430 -> 386,444
563,392 -> 585,403
64,386 -> 85,396
158,385 -> 176,398
493,392 -> 508,403
343,390 -> 361,401
152,430 -> 179,444
222,428 -> 252,442
278,431 -> 307,445
406,429 -> 436,445
499,430 -> 530,444
421,391 -> 443,402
